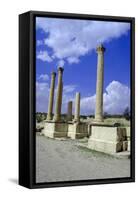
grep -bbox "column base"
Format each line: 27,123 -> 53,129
88,125 -> 128,154
42,121 -> 68,138
94,117 -> 103,123
68,122 -> 88,139
46,115 -> 53,121
53,114 -> 61,122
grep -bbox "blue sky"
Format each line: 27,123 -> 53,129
36,17 -> 130,115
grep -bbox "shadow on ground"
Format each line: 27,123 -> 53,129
8,178 -> 18,185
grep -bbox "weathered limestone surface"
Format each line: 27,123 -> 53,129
88,126 -> 128,154
46,72 -> 56,120
54,67 -> 64,122
127,141 -> 131,152
42,121 -> 68,138
68,122 -> 88,139
126,127 -> 131,151
95,45 -> 105,122
74,92 -> 80,122
67,101 -> 73,121
126,127 -> 130,140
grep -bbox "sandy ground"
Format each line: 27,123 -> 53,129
36,135 -> 130,183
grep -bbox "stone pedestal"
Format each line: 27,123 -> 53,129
68,122 -> 88,139
42,121 -> 68,138
88,125 -> 128,154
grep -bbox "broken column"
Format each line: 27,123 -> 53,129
54,67 -> 64,122
67,101 -> 73,121
74,92 -> 80,123
46,72 -> 56,120
95,44 -> 105,122
68,92 -> 88,139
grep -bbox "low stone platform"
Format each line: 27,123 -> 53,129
88,125 -> 128,154
41,120 -> 88,139
42,120 -> 68,138
68,122 -> 88,139
111,151 -> 130,159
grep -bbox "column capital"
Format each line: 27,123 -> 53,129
76,92 -> 80,95
58,67 -> 64,73
96,44 -> 106,53
51,71 -> 56,77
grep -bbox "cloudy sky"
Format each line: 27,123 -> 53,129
36,17 -> 130,115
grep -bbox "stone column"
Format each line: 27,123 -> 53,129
46,72 -> 56,120
54,67 -> 64,122
67,101 -> 73,121
95,44 -> 105,122
59,81 -> 63,119
74,92 -> 80,122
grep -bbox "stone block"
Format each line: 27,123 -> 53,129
88,125 -> 128,154
127,141 -> 131,151
42,121 -> 68,138
126,127 -> 131,141
88,139 -> 123,154
122,141 -> 128,151
68,123 -> 88,139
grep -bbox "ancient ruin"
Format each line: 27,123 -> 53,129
46,72 -> 56,121
67,101 -> 73,121
40,44 -> 130,155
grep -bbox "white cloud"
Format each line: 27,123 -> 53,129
81,95 -> 96,115
36,81 -> 50,112
61,85 -> 78,112
36,80 -> 130,115
37,40 -> 43,46
37,73 -> 49,81
103,81 -> 130,114
36,17 -> 130,64
37,50 -> 53,62
36,82 -> 77,113
63,85 -> 77,93
57,59 -> 65,67
80,81 -> 130,115
67,57 -> 79,64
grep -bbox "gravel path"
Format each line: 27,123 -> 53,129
36,135 -> 130,183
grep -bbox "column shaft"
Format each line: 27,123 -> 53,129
54,67 -> 64,121
47,72 -> 56,120
74,92 -> 80,122
67,101 -> 73,121
95,45 -> 105,122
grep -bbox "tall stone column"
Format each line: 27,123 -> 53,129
47,72 -> 56,120
67,101 -> 73,121
95,44 -> 105,122
58,81 -> 63,120
54,67 -> 64,122
74,92 -> 80,122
